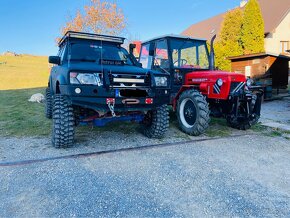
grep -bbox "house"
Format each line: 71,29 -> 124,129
182,0 -> 290,57
228,53 -> 290,98
182,0 -> 290,96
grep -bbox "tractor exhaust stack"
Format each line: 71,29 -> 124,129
209,34 -> 216,71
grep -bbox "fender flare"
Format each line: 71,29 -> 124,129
53,75 -> 67,94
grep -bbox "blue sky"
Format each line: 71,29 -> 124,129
0,0 -> 241,56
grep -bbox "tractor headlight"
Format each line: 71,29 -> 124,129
154,77 -> 168,87
217,78 -> 223,86
70,72 -> 103,86
246,78 -> 253,87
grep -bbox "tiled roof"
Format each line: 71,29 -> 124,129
182,0 -> 290,40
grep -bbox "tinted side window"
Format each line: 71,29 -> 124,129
60,45 -> 67,62
57,44 -> 67,64
154,40 -> 169,69
139,43 -> 153,69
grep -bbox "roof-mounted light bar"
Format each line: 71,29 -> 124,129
58,31 -> 125,46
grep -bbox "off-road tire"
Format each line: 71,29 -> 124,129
226,115 -> 259,130
177,89 -> 210,136
52,94 -> 75,148
45,88 -> 53,119
142,104 -> 169,138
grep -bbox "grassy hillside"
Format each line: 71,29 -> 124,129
0,55 -> 49,90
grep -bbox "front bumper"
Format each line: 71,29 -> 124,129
59,85 -> 170,112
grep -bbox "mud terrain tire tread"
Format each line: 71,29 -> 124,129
52,94 -> 75,148
142,104 -> 169,138
45,88 -> 53,119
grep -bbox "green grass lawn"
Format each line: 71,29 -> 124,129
0,88 -> 51,136
0,55 -> 49,90
1,87 -> 286,139
0,88 -> 232,138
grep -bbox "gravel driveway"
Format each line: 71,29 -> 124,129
1,129 -> 290,217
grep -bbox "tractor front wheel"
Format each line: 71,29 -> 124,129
177,89 -> 210,136
226,94 -> 260,130
226,115 -> 259,130
142,104 -> 169,138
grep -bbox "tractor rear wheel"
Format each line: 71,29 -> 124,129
45,88 -> 53,119
177,89 -> 210,136
142,104 -> 169,138
52,94 -> 75,148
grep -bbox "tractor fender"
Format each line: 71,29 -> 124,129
172,86 -> 200,111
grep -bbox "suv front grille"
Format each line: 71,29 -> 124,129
230,82 -> 245,94
109,73 -> 150,88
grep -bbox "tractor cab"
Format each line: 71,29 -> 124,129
137,35 -> 211,94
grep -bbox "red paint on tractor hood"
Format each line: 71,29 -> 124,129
184,70 -> 247,100
185,70 -> 246,85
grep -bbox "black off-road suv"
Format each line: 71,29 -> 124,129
45,31 -> 170,148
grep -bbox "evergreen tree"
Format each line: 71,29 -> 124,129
215,8 -> 243,71
240,0 -> 265,54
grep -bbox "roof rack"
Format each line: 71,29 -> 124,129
58,31 -> 125,46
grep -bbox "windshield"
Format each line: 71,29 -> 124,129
169,39 -> 209,69
68,42 -> 134,66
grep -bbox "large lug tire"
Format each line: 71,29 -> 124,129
226,115 -> 259,130
226,94 -> 260,130
52,94 -> 75,148
177,89 -> 210,136
45,88 -> 53,119
142,104 -> 169,138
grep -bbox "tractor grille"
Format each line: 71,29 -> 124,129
230,82 -> 245,94
109,73 -> 150,88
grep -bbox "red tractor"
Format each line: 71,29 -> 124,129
130,35 -> 263,135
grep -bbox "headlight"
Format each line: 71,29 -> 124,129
70,72 -> 103,86
217,78 -> 223,86
154,77 -> 168,87
246,78 -> 253,87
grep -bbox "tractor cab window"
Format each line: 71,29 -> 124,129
170,39 -> 209,70
154,40 -> 169,69
139,43 -> 153,69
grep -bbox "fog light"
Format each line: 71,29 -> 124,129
75,88 -> 81,94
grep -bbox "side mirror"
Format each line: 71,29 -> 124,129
49,56 -> 60,65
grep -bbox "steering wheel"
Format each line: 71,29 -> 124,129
174,59 -> 188,67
